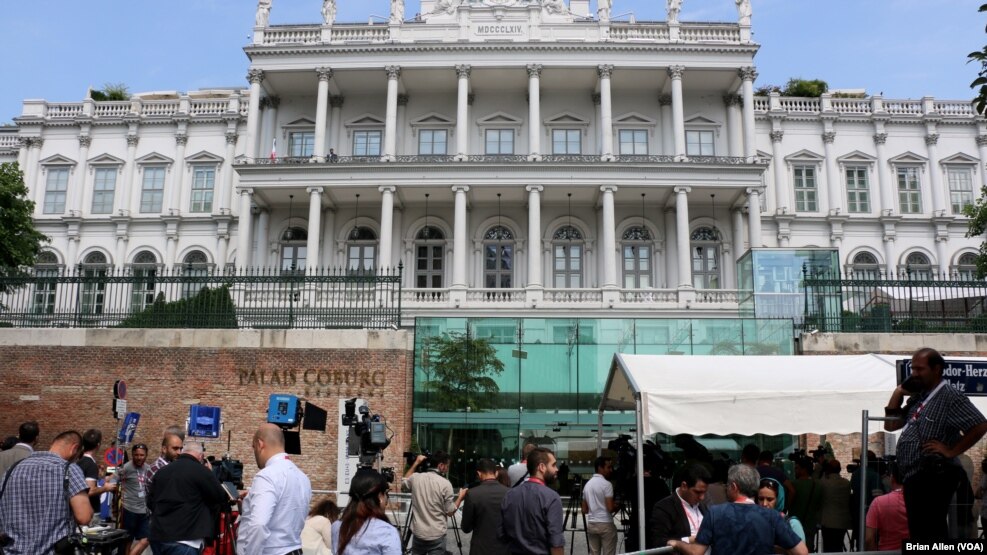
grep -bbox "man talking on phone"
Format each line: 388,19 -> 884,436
884,347 -> 987,542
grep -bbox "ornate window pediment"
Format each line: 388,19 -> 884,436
543,111 -> 590,134
552,225 -> 583,241
888,151 -> 928,171
281,118 -> 316,138
836,150 -> 877,168
476,112 -> 523,137
853,252 -> 878,265
484,225 -> 514,241
87,153 -> 125,166
690,226 -> 721,242
622,226 -> 652,241
135,152 -> 174,167
185,150 -> 224,166
684,114 -> 722,136
39,154 -> 77,168
344,114 -> 385,137
784,149 -> 824,169
613,112 -> 657,135
409,112 -> 455,136
416,226 -> 445,240
36,250 -> 60,266
940,152 -> 980,166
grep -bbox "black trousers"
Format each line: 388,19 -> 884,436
904,464 -> 963,542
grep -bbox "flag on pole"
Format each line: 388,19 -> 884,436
270,138 -> 277,161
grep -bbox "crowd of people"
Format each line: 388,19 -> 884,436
0,347 -> 984,555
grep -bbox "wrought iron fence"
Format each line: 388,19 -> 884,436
802,271 -> 987,333
0,266 -> 402,330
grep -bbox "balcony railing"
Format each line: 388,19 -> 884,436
235,154 -> 754,167
802,272 -> 987,333
0,267 -> 402,330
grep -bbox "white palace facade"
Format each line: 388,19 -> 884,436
2,0 -> 986,320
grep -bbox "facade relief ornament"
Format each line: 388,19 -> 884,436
527,64 -> 543,78
255,0 -> 271,27
226,132 -> 239,145
597,65 -> 613,79
456,65 -> 472,79
126,135 -> 139,148
322,0 -> 337,25
385,66 -> 402,80
175,133 -> 189,146
822,131 -> 836,144
925,134 -> 939,146
78,135 -> 92,148
247,69 -> 265,85
543,0 -> 568,15
667,66 -> 685,80
738,67 -> 757,82
873,133 -> 888,145
429,0 -> 460,16
770,130 -> 784,143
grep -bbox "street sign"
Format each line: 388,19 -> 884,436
104,447 -> 124,466
114,380 -> 127,400
113,399 -> 128,419
117,412 -> 141,445
897,358 -> 987,396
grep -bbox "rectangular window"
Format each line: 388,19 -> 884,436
140,167 -> 166,213
845,166 -> 870,213
552,129 -> 581,155
948,168 -> 974,214
43,168 -> 69,214
91,168 -> 117,214
189,167 -> 215,213
794,166 -> 817,212
897,167 -> 922,214
685,130 -> 714,156
418,130 -> 448,155
618,130 -> 648,155
32,268 -> 58,315
353,130 -> 382,156
485,129 -> 514,155
289,132 -> 315,158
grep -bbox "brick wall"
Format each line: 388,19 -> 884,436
0,329 -> 414,491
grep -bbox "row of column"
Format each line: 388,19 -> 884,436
235,184 -> 764,286
243,65 -> 760,160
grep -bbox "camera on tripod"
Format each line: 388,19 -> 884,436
342,398 -> 395,481
403,450 -> 433,473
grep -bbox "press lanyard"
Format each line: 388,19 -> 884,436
679,496 -> 701,535
902,380 -> 947,435
528,477 -> 546,486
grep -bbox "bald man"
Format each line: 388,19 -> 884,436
238,424 -> 312,555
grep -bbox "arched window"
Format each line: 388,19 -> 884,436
483,225 -> 514,289
346,227 -> 378,275
79,252 -> 109,316
415,226 -> 445,289
131,250 -> 158,310
182,250 -> 210,298
903,252 -> 932,280
621,226 -> 653,288
956,253 -> 979,281
36,251 -> 59,265
280,227 -> 308,273
690,227 -> 721,289
32,251 -> 60,315
552,225 -> 583,288
850,252 -> 881,280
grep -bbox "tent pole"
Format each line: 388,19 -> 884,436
597,409 -> 604,457
859,409 -> 868,553
635,394 -> 646,551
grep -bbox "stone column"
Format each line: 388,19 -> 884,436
598,65 -> 615,160
823,131 -> 841,214
73,135 -> 91,215
592,94 -> 602,155
740,67 -> 758,160
770,130 -> 787,213
216,234 -> 230,271
66,237 -> 80,267
245,69 -> 264,160
257,209 -> 270,268
322,208 -> 336,268
725,94 -> 743,158
527,64 -> 542,160
883,237 -> 896,277
600,186 -> 618,288
874,133 -> 892,214
314,68 -> 332,161
378,186 -> 395,268
26,139 -> 43,211
659,95 -> 673,156
169,134 -> 188,214
732,208 -> 746,260
118,135 -> 138,214
455,66 -> 471,160
926,133 -> 946,215
236,188 -> 254,270
936,238 -> 949,277
664,207 -> 677,288
383,66 -> 401,161
526,185 -> 543,288
218,132 -> 237,213
16,137 -> 28,169
747,188 -> 762,248
260,96 -> 280,162
978,136 -> 987,189
397,94 -> 409,156
329,96 -> 344,155
452,186 -> 470,289
668,66 -> 686,159
307,187 -> 324,271
675,187 -> 692,288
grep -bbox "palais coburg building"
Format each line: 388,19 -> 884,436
2,0 -> 986,322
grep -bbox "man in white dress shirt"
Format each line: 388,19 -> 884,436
238,424 -> 312,555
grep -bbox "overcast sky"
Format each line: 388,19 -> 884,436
0,0 -> 982,122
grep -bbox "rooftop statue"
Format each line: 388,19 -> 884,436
597,0 -> 611,22
431,0 -> 461,16
543,0 -> 568,15
667,0 -> 681,24
322,0 -> 337,25
390,0 -> 405,24
736,0 -> 751,25
255,0 -> 271,27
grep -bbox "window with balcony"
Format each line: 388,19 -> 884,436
140,167 -> 166,213
346,227 -> 378,275
32,251 -> 60,315
552,130 -> 581,155
130,250 -> 158,311
79,252 -> 109,316
897,167 -> 922,214
190,167 -> 215,213
483,226 -> 514,288
948,167 -> 974,215
485,130 -> 514,155
289,131 -> 315,158
845,166 -> 870,213
794,166 -> 818,212
618,130 -> 648,155
44,168 -> 69,214
691,227 -> 721,289
418,130 -> 448,155
353,131 -> 382,157
552,226 -> 583,288
280,227 -> 308,274
685,130 -> 714,156
92,168 -> 117,214
415,226 -> 445,288
956,253 -> 979,280
621,226 -> 653,289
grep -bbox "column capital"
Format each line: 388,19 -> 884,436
225,131 -> 239,145
397,94 -> 410,106
600,185 -> 618,194
673,186 -> 691,195
526,64 -> 543,78
597,64 -> 614,79
723,94 -> 743,107
467,94 -> 475,106
822,131 -> 836,144
385,65 -> 401,80
456,64 -> 472,79
745,187 -> 762,197
379,186 -> 397,194
659,94 -> 673,106
175,133 -> 188,146
873,133 -> 888,145
738,66 -> 758,82
329,95 -> 345,108
307,187 -> 324,195
260,96 -> 281,110
126,135 -> 139,147
977,135 -> 987,147
770,130 -> 784,143
591,93 -> 602,105
240,187 -> 255,196
925,133 -> 940,146
246,69 -> 265,84
316,67 -> 333,81
451,185 -> 470,193
525,185 -> 544,193
667,65 -> 685,80
78,135 -> 92,148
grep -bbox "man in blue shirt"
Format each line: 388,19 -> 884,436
667,464 -> 807,555
499,447 -> 564,555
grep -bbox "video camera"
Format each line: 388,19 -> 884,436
342,398 -> 395,482
403,450 -> 433,473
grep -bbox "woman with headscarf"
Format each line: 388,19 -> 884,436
757,477 -> 806,542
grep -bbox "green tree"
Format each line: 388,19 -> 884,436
0,162 -> 49,294
116,286 -> 238,328
422,331 -> 505,413
782,78 -> 828,97
969,4 -> 987,114
90,83 -> 130,101
964,193 -> 987,278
